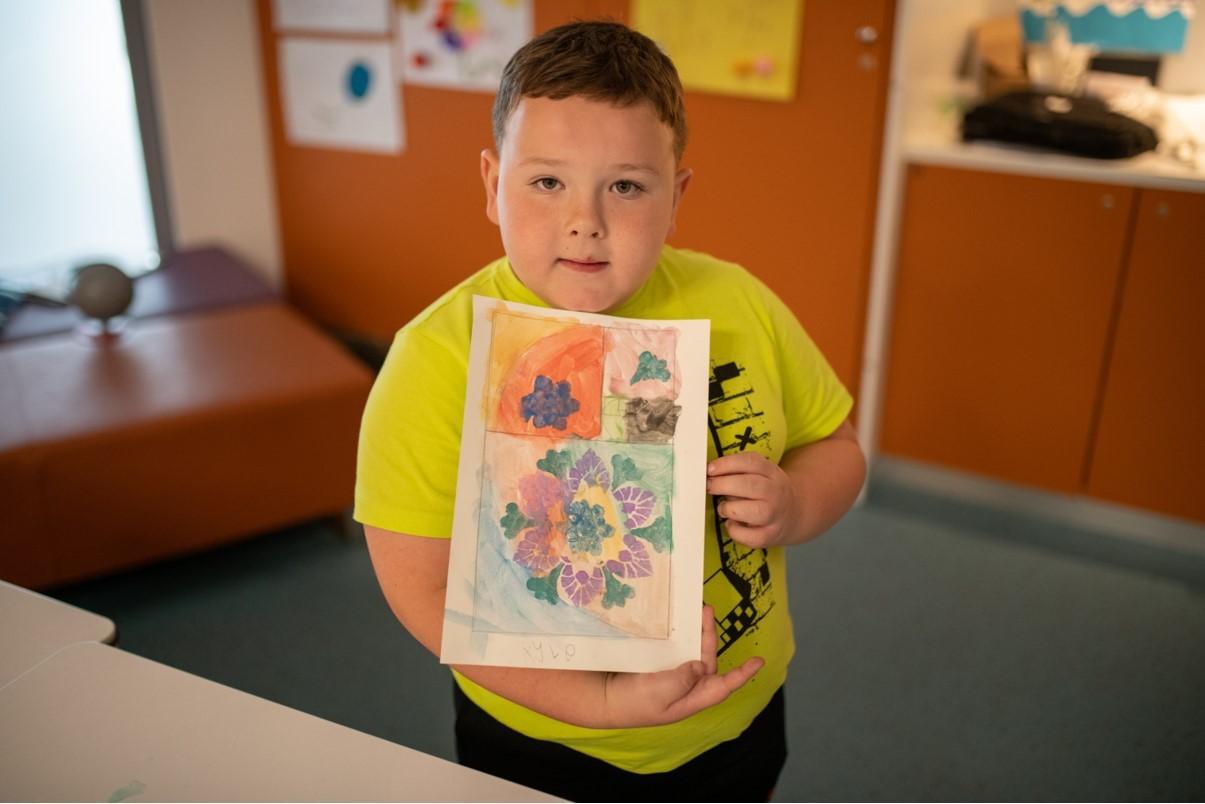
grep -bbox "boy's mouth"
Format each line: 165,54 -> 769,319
558,258 -> 609,274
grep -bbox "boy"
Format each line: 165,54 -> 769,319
356,20 -> 866,802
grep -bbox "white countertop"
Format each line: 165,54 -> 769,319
902,92 -> 1205,194
0,642 -> 560,802
0,579 -> 116,685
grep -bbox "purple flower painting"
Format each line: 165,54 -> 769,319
500,447 -> 671,612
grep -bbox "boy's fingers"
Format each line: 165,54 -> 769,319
706,473 -> 772,501
672,656 -> 764,719
719,656 -> 764,692
663,659 -> 704,692
723,520 -> 776,549
707,453 -> 774,478
718,498 -> 773,526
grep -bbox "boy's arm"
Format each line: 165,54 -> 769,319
365,525 -> 762,729
706,417 -> 866,548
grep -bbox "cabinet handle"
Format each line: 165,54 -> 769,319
856,25 -> 879,44
1101,194 -> 1115,210
1156,202 -> 1170,218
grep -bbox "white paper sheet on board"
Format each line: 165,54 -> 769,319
440,297 -> 710,673
397,0 -> 532,92
279,37 -> 404,153
272,0 -> 391,34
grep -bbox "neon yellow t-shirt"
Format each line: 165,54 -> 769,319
355,245 -> 852,773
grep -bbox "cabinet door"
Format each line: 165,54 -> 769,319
880,165 -> 1132,493
1086,190 -> 1205,523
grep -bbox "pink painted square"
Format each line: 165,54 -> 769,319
603,327 -> 679,400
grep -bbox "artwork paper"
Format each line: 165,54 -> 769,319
632,0 -> 804,101
279,37 -> 404,153
272,0 -> 391,33
441,297 -> 710,673
397,0 -> 533,92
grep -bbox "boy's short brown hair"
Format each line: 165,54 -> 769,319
493,20 -> 688,162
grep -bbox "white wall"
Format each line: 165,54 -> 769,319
900,0 -> 1019,88
143,0 -> 281,285
896,0 -> 1027,139
1162,7 -> 1205,94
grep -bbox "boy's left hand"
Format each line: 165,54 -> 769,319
706,452 -> 799,549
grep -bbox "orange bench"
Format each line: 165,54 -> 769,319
0,302 -> 373,589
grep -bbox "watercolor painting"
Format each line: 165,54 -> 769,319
476,436 -> 674,640
442,298 -> 709,673
484,312 -> 604,439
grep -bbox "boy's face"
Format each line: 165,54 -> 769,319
481,96 -> 691,313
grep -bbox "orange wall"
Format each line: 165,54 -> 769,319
256,0 -> 890,392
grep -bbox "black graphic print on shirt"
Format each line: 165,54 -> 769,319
705,359 -> 774,656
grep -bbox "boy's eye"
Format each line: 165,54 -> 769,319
612,180 -> 644,196
534,177 -> 561,191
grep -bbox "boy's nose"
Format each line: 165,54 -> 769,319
567,196 -> 606,239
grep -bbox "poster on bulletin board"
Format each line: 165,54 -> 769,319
632,0 -> 804,101
272,0 -> 391,33
397,0 -> 533,92
279,37 -> 405,153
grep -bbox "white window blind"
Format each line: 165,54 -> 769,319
0,0 -> 158,297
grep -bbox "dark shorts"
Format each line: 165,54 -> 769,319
453,683 -> 787,802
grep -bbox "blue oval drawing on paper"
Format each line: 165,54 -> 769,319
346,61 -> 372,101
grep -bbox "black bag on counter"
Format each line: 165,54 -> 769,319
961,90 -> 1158,159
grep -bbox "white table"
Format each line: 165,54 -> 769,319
0,579 -> 116,685
0,642 -> 559,802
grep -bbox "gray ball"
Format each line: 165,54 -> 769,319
70,263 -> 135,321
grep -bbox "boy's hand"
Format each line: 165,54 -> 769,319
706,452 -> 800,549
602,605 -> 763,728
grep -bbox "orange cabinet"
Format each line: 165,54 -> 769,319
881,164 -> 1204,524
880,165 -> 1132,494
1086,190 -> 1205,522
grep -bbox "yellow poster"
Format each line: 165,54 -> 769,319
632,0 -> 804,102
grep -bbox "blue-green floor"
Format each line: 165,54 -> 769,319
52,489 -> 1205,801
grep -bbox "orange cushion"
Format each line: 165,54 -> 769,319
0,303 -> 373,587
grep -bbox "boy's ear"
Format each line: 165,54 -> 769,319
667,167 -> 692,238
481,148 -> 501,225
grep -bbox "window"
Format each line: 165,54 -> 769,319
0,0 -> 167,299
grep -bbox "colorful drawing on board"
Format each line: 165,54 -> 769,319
398,0 -> 533,91
442,298 -> 709,673
278,38 -> 404,153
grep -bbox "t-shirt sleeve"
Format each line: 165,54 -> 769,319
757,280 -> 854,451
354,326 -> 466,538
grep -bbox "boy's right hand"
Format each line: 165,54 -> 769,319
600,605 -> 763,728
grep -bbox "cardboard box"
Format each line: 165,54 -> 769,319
976,14 -> 1030,98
